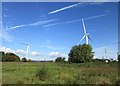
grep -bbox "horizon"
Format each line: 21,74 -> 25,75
0,2 -> 118,61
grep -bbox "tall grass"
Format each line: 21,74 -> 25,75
36,65 -> 49,81
2,62 -> 118,84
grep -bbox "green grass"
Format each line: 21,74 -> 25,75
2,62 -> 119,84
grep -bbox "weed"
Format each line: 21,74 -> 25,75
36,65 -> 49,81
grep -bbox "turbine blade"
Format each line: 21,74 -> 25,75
19,43 -> 27,45
82,18 -> 87,34
88,36 -> 93,42
80,35 -> 86,42
105,48 -> 107,53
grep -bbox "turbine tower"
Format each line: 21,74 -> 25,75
80,18 -> 93,44
105,48 -> 109,63
105,48 -> 107,59
20,43 -> 29,58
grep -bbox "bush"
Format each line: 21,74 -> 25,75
21,57 -> 27,62
36,65 -> 49,81
27,59 -> 32,62
55,57 -> 65,62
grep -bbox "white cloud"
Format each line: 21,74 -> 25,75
31,52 -> 41,56
93,56 -> 99,59
48,3 -> 81,14
49,52 -> 67,58
0,46 -> 42,58
15,49 -> 26,54
16,50 -> 41,57
0,47 -> 13,53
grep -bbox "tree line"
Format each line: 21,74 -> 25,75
0,51 -> 31,62
1,44 -> 118,63
0,44 -> 94,63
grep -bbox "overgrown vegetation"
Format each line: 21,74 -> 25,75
2,62 -> 118,84
36,65 -> 49,81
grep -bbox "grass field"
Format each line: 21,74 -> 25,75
2,62 -> 119,84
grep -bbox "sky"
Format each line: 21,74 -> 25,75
0,2 -> 118,61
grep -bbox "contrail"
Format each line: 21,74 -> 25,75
43,23 -> 61,28
84,14 -> 109,20
4,25 -> 26,31
48,3 -> 81,14
4,19 -> 57,31
65,14 -> 109,24
42,14 -> 109,27
29,19 -> 57,26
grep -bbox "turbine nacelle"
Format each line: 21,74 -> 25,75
85,33 -> 89,36
20,43 -> 30,58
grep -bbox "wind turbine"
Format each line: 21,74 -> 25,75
20,43 -> 30,58
79,18 -> 93,44
105,48 -> 107,59
105,48 -> 109,63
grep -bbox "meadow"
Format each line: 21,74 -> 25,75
2,62 -> 119,85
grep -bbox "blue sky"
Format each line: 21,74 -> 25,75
1,2 -> 118,61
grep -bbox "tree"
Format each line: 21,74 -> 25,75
55,57 -> 65,62
21,57 -> 27,62
0,51 -> 5,62
68,44 -> 93,63
27,59 -> 32,62
5,53 -> 20,62
81,44 -> 93,62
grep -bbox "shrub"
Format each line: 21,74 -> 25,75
21,57 -> 27,62
27,59 -> 32,62
36,65 -> 49,81
55,57 -> 65,62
